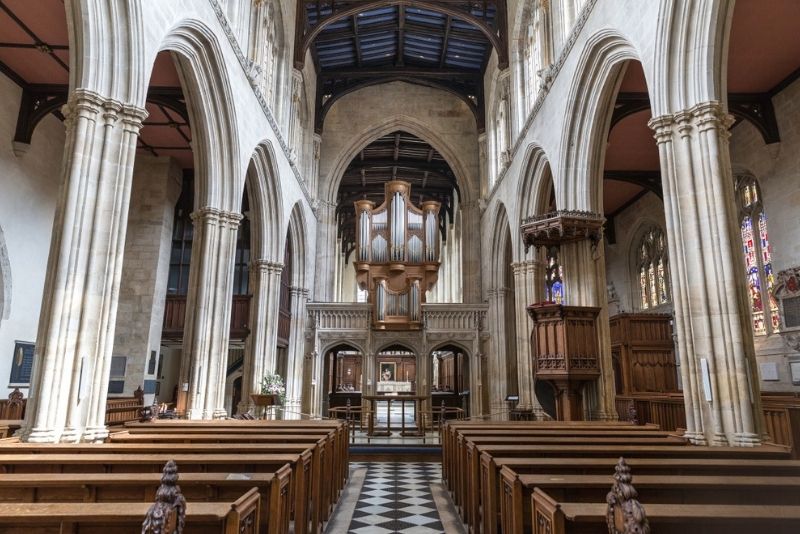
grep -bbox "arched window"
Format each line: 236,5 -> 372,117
636,226 -> 670,310
737,174 -> 779,335
545,245 -> 564,304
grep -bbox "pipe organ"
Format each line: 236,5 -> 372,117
354,180 -> 441,329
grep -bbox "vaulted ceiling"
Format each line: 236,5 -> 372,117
336,130 -> 459,257
296,1 -> 508,132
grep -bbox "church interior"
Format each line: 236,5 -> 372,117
0,0 -> 799,532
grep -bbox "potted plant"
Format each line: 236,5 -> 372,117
250,373 -> 286,408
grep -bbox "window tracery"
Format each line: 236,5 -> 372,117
635,226 -> 670,310
737,174 -> 779,335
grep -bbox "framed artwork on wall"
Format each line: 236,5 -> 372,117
379,362 -> 396,382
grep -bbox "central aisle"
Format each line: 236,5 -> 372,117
327,461 -> 465,534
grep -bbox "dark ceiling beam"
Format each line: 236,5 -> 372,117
439,16 -> 452,68
314,20 -> 396,43
0,42 -> 68,50
727,93 -> 780,145
13,85 -> 68,145
397,4 -> 405,67
0,1 -> 69,72
613,91 -> 781,145
319,66 -> 479,79
603,170 -> 662,199
298,0 -> 506,70
352,14 -> 362,67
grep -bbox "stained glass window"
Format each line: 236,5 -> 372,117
636,226 -> 670,310
545,246 -> 564,304
737,175 -> 779,335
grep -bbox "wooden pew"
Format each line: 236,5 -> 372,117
501,468 -> 800,534
531,488 -> 800,534
481,455 -> 800,534
459,435 -> 686,530
0,468 -> 291,534
0,487 -> 261,533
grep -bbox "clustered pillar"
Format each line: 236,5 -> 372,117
239,259 -> 283,413
649,102 -> 764,446
21,90 -> 147,443
179,208 -> 242,420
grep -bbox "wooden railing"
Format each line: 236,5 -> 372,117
162,294 -> 251,340
616,392 -> 800,457
105,387 -> 145,426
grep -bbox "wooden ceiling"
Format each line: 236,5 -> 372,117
336,130 -> 459,256
297,1 -> 507,132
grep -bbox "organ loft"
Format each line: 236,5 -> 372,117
353,180 -> 441,330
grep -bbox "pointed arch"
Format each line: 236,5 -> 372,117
286,202 -> 310,290
324,115 -> 476,206
155,20 -> 242,211
516,144 -> 556,258
559,30 -> 646,212
245,141 -> 284,262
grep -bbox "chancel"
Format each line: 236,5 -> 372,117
0,0 -> 799,532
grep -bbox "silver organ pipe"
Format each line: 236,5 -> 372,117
359,209 -> 370,261
425,210 -> 437,261
407,236 -> 422,263
376,281 -> 386,321
391,192 -> 405,261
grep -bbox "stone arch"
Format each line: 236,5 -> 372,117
428,340 -> 472,358
653,0 -> 733,115
374,340 -> 419,356
153,21 -> 242,212
323,115 -> 476,206
244,141 -> 284,263
515,144 -> 556,258
319,340 -> 367,359
286,203 -> 309,290
0,225 -> 10,322
559,30 -> 646,212
486,202 -> 514,291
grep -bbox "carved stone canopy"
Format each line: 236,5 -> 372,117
521,210 -> 605,252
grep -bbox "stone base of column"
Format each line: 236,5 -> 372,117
22,427 -> 59,443
59,427 -> 82,443
212,409 -> 228,419
590,410 -> 617,421
732,432 -> 761,447
82,426 -> 109,443
710,432 -> 729,447
186,408 -> 205,420
285,400 -> 302,419
683,431 -> 708,446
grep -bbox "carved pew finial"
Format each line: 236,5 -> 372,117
606,457 -> 650,534
142,460 -> 187,534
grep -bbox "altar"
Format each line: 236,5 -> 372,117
376,380 -> 413,393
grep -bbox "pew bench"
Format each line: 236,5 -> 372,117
0,468 -> 291,534
530,488 -> 800,534
0,487 -> 261,534
500,469 -> 800,534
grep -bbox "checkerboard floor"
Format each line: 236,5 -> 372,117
347,462 -> 446,533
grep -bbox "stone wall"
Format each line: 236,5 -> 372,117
729,77 -> 800,391
112,155 -> 181,402
0,73 -> 64,397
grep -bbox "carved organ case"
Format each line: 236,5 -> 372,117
354,180 -> 441,330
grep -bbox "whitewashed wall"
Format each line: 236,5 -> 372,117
0,74 -> 64,397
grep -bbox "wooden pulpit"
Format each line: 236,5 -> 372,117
527,303 -> 601,421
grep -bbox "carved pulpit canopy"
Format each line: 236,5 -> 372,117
521,210 -> 605,252
353,180 -> 441,330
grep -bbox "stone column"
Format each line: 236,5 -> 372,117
239,259 -> 283,413
285,286 -> 309,415
486,287 -> 512,415
113,156 -> 181,405
461,200 -> 483,303
314,202 -> 337,302
179,208 -> 241,420
21,90 -> 146,443
649,102 -> 763,446
559,238 -> 616,420
512,260 -> 544,412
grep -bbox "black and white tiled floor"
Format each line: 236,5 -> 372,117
347,462 -> 445,534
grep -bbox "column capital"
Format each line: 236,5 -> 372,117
252,259 -> 283,274
290,286 -> 310,299
61,89 -> 148,133
689,100 -> 735,137
647,114 -> 674,144
191,207 -> 243,228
